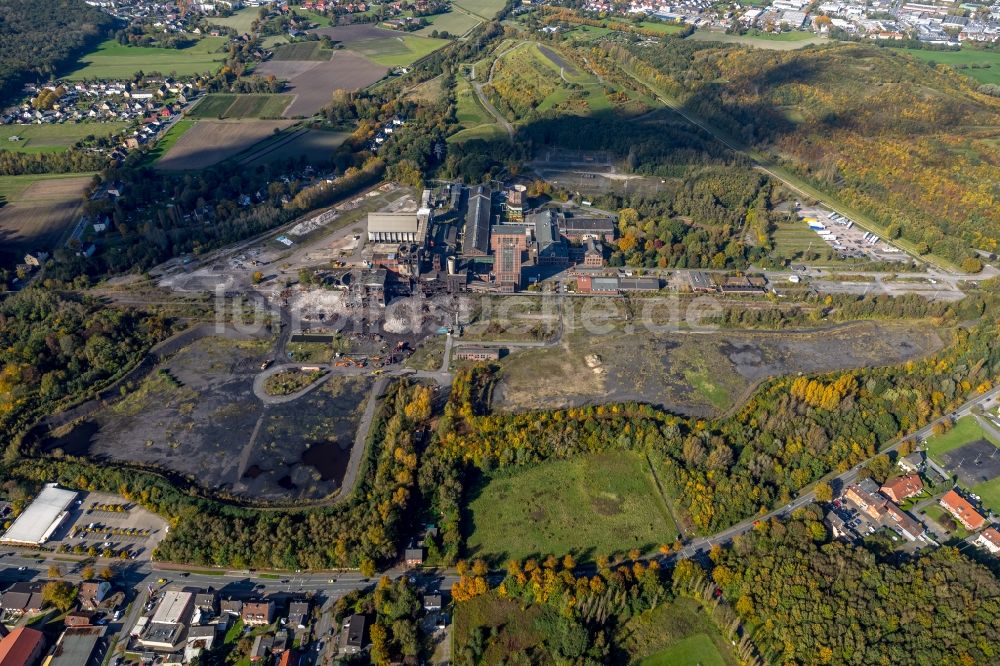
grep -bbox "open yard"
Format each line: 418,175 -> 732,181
618,597 -> 737,666
465,452 -> 678,563
310,25 -> 449,66
155,119 -> 294,170
188,94 -> 292,119
494,319 -> 944,417
41,335 -> 372,502
0,123 -> 127,153
64,37 -> 229,79
0,173 -> 93,268
903,48 -> 1000,86
256,50 -> 388,117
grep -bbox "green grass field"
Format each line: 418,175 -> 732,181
641,634 -> 728,666
143,120 -> 194,165
565,25 -> 613,42
452,0 -> 507,19
208,7 -> 259,33
351,33 -> 449,67
466,452 -> 678,563
903,48 -> 1000,86
925,416 -> 1000,461
65,37 -> 228,79
415,9 -> 482,37
188,94 -> 291,119
0,123 -> 127,153
972,475 -> 1000,515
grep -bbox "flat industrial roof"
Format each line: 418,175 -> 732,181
152,590 -> 194,625
368,212 -> 419,233
48,626 -> 106,666
0,484 -> 77,545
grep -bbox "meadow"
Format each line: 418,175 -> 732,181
0,123 -> 127,153
452,0 -> 508,19
415,10 -> 482,38
207,7 -> 259,33
903,48 -> 1000,85
64,38 -> 229,79
617,597 -> 738,666
465,452 -> 678,563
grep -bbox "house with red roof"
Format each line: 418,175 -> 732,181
0,627 -> 45,666
940,489 -> 986,531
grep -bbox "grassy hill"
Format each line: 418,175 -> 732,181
617,41 -> 1000,266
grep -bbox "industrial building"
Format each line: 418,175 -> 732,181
44,627 -> 106,666
0,484 -> 77,546
138,589 -> 195,652
366,212 -> 426,244
455,347 -> 503,361
462,185 -> 492,257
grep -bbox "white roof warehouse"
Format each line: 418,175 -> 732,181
0,484 -> 77,545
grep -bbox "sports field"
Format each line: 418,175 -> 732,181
189,94 -> 292,119
903,48 -> 1000,86
0,123 -> 127,153
465,452 -> 678,563
65,38 -> 229,79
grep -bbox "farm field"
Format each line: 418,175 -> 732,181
452,0 -> 507,19
0,173 -> 93,268
414,9 -> 482,37
240,127 -> 349,167
310,25 -> 449,66
903,48 -> 1000,85
272,41 -> 333,61
64,37 -> 229,79
189,94 -> 292,119
465,452 -> 678,563
155,119 -> 294,170
619,598 -> 737,666
256,50 -> 388,117
0,123 -> 128,153
925,416 -> 1000,461
494,320 -> 944,417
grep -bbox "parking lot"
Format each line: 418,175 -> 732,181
798,208 -> 910,263
46,491 -> 168,560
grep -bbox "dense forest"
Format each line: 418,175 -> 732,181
609,39 -> 1000,266
711,510 -> 1000,665
0,0 -> 115,105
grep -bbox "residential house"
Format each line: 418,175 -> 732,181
340,614 -> 369,655
883,503 -> 925,541
287,601 -> 309,629
898,451 -> 925,474
0,627 -> 45,666
880,474 -> 923,503
940,489 -> 986,531
64,611 -> 98,627
242,600 -> 275,626
844,479 -> 888,521
973,526 -> 1000,554
78,580 -> 112,610
220,599 -> 243,616
0,582 -> 45,614
423,595 -> 442,611
405,547 -> 424,567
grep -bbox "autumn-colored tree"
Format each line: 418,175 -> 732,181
814,481 -> 833,503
